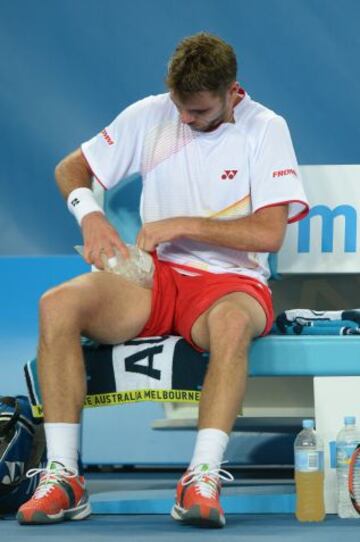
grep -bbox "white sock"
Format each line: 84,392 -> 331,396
44,423 -> 80,471
189,428 -> 229,471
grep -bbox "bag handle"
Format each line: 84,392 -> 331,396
0,396 -> 21,437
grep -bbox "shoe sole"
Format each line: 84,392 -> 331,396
171,503 -> 225,528
17,501 -> 92,525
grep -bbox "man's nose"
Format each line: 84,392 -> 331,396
180,111 -> 195,124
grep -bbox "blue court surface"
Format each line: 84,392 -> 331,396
2,471 -> 360,541
2,511 -> 360,542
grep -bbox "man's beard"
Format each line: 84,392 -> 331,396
189,102 -> 230,133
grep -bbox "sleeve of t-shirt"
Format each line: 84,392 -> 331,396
250,115 -> 309,223
81,97 -> 152,190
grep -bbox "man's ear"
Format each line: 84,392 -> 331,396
229,81 -> 240,96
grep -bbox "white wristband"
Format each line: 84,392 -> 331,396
67,187 -> 105,226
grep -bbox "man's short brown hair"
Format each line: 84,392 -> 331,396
166,32 -> 237,98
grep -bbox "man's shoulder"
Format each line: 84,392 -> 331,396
235,93 -> 287,140
109,92 -> 174,132
237,94 -> 280,126
125,92 -> 172,116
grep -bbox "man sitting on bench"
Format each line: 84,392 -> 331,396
17,32 -> 308,528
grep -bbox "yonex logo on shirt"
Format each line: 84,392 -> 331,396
221,170 -> 238,180
101,129 -> 114,146
272,168 -> 297,178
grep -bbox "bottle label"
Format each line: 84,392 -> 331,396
336,443 -> 358,467
295,450 -> 324,472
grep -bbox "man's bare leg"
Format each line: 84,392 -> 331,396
191,291 -> 266,433
186,292 -> 266,469
38,271 -> 153,423
17,270 -> 153,525
171,292 -> 267,528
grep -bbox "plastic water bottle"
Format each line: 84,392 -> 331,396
336,416 -> 360,518
294,419 -> 325,522
74,244 -> 154,289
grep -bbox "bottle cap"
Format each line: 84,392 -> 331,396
302,419 -> 314,429
345,416 -> 356,425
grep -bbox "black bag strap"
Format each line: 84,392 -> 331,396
0,397 -> 21,437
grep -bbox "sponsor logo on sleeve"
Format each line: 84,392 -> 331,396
101,129 -> 114,146
272,168 -> 297,179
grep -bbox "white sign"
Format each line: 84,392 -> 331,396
277,165 -> 360,273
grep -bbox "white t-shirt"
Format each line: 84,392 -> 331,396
81,90 -> 309,283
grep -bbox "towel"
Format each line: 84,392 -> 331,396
272,309 -> 360,336
24,336 -> 208,418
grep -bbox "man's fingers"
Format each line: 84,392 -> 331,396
81,213 -> 129,264
136,231 -> 153,252
84,240 -> 129,270
114,240 -> 130,259
103,246 -> 116,261
84,245 -> 110,269
135,231 -> 143,250
94,255 -> 106,270
84,248 -> 105,270
83,247 -> 95,265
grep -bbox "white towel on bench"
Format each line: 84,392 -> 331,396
24,336 -> 208,418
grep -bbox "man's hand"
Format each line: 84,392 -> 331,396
81,212 -> 129,270
136,217 -> 199,252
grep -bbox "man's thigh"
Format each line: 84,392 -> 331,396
44,271 -> 153,345
190,291 -> 267,352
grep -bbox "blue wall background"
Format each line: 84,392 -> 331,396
1,0 -> 360,255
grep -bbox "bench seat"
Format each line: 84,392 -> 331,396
247,335 -> 360,377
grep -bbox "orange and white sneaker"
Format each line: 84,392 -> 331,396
171,463 -> 234,528
16,461 -> 91,525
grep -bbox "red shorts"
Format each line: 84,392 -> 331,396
138,253 -> 274,352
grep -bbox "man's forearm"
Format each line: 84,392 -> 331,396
184,210 -> 287,253
137,206 -> 288,253
54,148 -> 93,199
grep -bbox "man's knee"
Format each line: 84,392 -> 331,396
207,301 -> 253,345
39,281 -> 89,333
